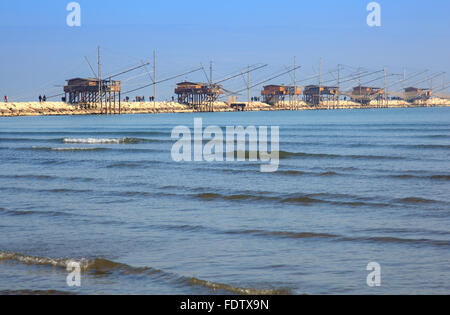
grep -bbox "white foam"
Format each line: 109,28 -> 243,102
0,251 -> 90,269
31,146 -> 103,151
63,138 -> 125,144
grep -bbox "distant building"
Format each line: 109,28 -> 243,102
261,85 -> 301,106
64,78 -> 121,112
350,85 -> 383,105
303,85 -> 339,106
175,82 -> 223,111
404,87 -> 432,102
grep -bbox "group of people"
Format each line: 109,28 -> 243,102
135,96 -> 145,102
251,97 -> 261,102
2,95 -> 49,103
132,96 -> 157,102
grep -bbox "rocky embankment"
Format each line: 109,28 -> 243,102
0,99 -> 449,117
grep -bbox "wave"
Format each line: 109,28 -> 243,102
0,136 -> 169,145
388,174 -> 450,181
0,251 -> 291,295
388,174 -> 419,179
224,229 -> 450,247
162,224 -> 206,232
0,251 -> 162,276
430,175 -> 450,181
39,159 -> 71,165
195,193 -> 279,203
106,160 -> 166,169
185,278 -> 291,295
26,146 -> 162,153
341,236 -> 450,247
253,150 -> 403,161
150,222 -> 338,242
279,151 -> 339,159
240,141 -> 450,150
318,171 -> 340,176
62,137 -> 150,144
0,252 -> 85,269
0,186 -> 92,195
224,229 -> 338,239
29,146 -> 107,152
356,227 -> 450,237
277,170 -> 341,177
0,137 -> 59,143
0,290 -> 76,295
0,208 -> 71,217
395,197 -> 439,204
106,162 -> 142,168
100,189 -> 181,199
419,135 -> 450,139
0,131 -> 169,136
280,195 -> 325,204
48,188 -> 91,194
0,174 -> 96,182
399,144 -> 450,150
194,191 -> 389,207
277,170 -> 308,176
372,128 -> 450,132
115,191 -> 151,197
0,174 -> 53,180
164,224 -> 450,248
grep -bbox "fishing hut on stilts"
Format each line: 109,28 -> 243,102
64,78 -> 122,114
175,82 -> 223,112
62,46 -> 151,114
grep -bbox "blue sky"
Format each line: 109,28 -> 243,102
0,0 -> 449,101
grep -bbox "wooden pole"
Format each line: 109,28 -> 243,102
337,64 -> 341,109
294,56 -> 297,110
384,67 -> 387,107
98,46 -> 103,114
153,50 -> 156,109
247,65 -> 250,109
319,58 -> 322,107
210,61 -> 213,112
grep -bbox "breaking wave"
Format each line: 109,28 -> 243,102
185,278 -> 291,295
0,251 -> 291,295
62,137 -> 151,144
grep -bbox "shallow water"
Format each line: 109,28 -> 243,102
0,107 -> 449,294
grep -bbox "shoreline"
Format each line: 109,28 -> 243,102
1,99 -> 449,117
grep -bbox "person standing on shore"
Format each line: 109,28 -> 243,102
39,95 -> 42,103
42,95 -> 46,102
3,95 -> 7,103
